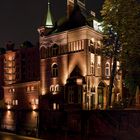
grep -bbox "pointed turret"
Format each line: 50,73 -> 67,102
45,0 -> 54,28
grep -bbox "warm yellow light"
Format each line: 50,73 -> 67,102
8,69 -> 12,74
42,89 -> 46,95
53,103 -> 56,110
52,91 -> 57,95
76,79 -> 82,85
8,56 -> 13,61
32,105 -> 37,110
97,55 -> 101,65
91,38 -> 95,43
97,41 -> 101,45
7,105 -> 11,110
9,75 -> 12,80
31,86 -> 35,91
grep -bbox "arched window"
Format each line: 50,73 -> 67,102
105,62 -> 110,77
51,64 -> 58,77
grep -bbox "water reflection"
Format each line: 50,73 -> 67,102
1,111 -> 15,131
0,110 -> 38,137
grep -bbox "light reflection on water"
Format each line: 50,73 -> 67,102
0,137 -> 12,140
0,110 -> 38,133
1,111 -> 15,131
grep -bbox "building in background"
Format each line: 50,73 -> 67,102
1,42 -> 40,110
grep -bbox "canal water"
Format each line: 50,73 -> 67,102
1,110 -> 140,140
0,110 -> 39,137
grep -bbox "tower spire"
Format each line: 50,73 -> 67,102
45,0 -> 54,28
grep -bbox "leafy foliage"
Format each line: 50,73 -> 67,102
101,0 -> 140,107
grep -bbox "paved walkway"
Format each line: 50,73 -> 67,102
0,131 -> 44,140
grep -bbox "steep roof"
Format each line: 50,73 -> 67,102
46,3 -> 90,35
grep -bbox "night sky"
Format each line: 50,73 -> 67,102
0,0 -> 104,48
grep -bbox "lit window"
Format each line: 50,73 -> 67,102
12,88 -> 15,92
9,88 -> 15,93
35,99 -> 39,105
15,100 -> 18,105
52,103 -> 59,110
105,62 -> 110,77
31,86 -> 35,91
9,89 -> 12,93
13,100 -> 18,105
53,103 -> 57,110
55,85 -> 59,92
50,85 -> 55,92
31,99 -> 38,105
117,61 -> 120,70
51,63 -> 58,77
27,86 -> 30,92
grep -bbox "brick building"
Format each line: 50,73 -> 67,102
2,43 -> 40,110
0,52 -> 4,100
38,0 -> 122,110
1,0 -> 139,111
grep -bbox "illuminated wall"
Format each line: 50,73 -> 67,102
3,81 -> 39,110
4,51 -> 19,85
38,25 -> 123,109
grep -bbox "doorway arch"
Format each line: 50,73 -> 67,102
97,81 -> 106,109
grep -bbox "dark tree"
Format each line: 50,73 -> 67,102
101,0 -> 140,107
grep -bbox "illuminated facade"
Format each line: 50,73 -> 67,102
1,0 -> 139,111
2,44 -> 40,110
0,54 -> 4,100
38,0 -> 122,110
